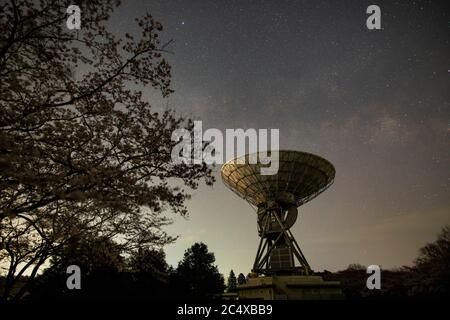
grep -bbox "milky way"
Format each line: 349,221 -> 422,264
109,0 -> 450,274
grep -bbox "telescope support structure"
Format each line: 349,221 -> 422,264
252,208 -> 311,275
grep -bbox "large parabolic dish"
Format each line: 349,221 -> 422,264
221,150 -> 335,208
221,150 -> 336,275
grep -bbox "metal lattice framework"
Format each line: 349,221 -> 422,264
221,150 -> 335,275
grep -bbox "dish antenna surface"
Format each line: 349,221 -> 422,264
221,150 -> 335,275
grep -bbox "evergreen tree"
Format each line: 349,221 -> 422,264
174,242 -> 225,299
227,270 -> 237,292
237,273 -> 246,285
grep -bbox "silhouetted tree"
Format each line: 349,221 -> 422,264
227,270 -> 237,292
322,226 -> 450,299
346,263 -> 366,271
0,0 -> 213,301
123,247 -> 170,299
27,234 -> 125,299
409,225 -> 450,297
172,242 -> 225,300
28,241 -> 174,300
51,234 -> 125,274
237,273 -> 246,285
128,248 -> 168,276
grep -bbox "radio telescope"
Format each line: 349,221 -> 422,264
221,150 -> 335,276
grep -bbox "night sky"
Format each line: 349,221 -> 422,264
109,0 -> 449,275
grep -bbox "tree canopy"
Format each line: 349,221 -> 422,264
237,273 -> 246,286
227,269 -> 237,292
0,0 -> 213,301
172,242 -> 225,299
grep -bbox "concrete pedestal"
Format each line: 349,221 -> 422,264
237,275 -> 344,300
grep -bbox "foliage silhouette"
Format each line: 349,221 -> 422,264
237,273 -> 246,285
0,0 -> 213,301
322,225 -> 450,299
2,227 -> 449,300
227,270 -> 237,292
170,242 -> 225,300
